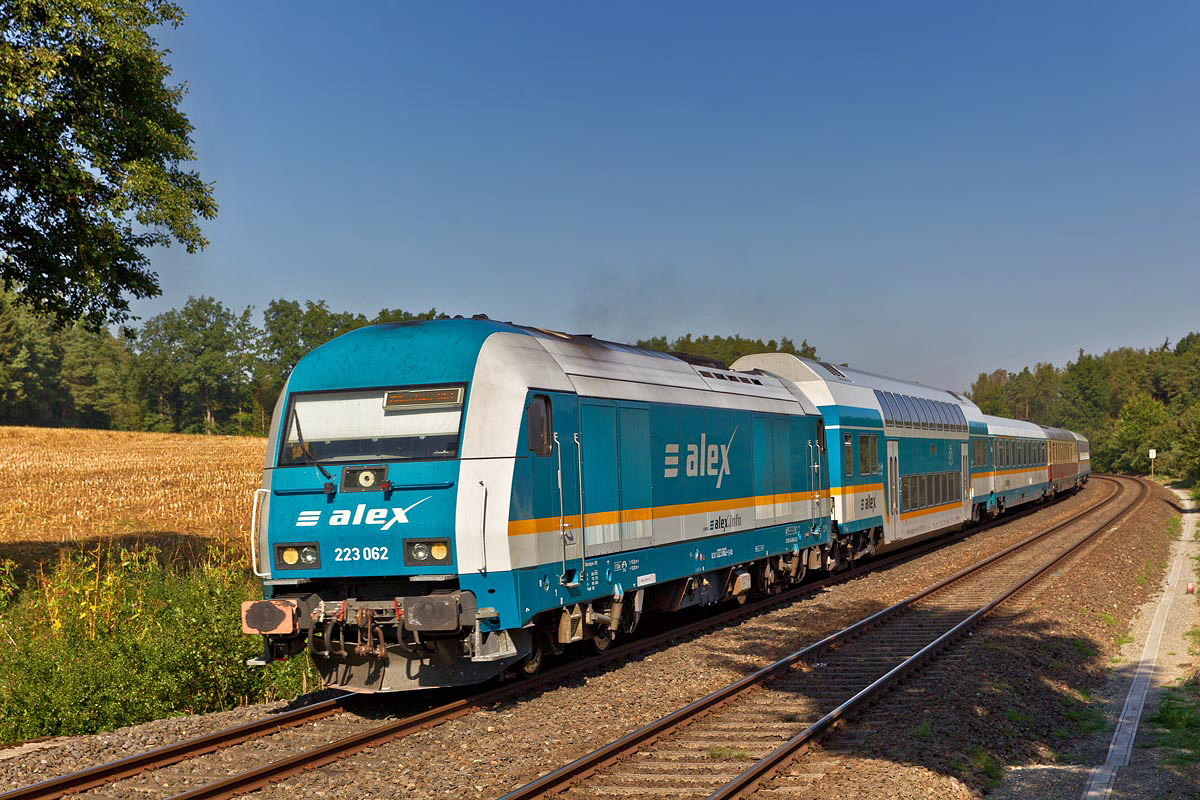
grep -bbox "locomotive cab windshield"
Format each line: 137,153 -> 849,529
278,384 -> 465,465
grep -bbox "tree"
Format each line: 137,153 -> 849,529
968,369 -> 1011,417
0,0 -> 217,327
135,296 -> 250,433
1096,393 -> 1170,474
59,323 -> 137,428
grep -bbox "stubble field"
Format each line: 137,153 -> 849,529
0,425 -> 264,549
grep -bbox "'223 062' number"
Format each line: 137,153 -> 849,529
334,546 -> 388,562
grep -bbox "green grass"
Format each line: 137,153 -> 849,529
706,746 -> 749,760
970,748 -> 1004,788
1115,632 -> 1135,646
1064,699 -> 1107,735
0,543 -> 314,743
1070,639 -> 1098,659
1147,682 -> 1200,763
915,720 -> 931,739
1005,707 -> 1031,724
1098,612 -> 1117,628
1167,515 -> 1182,540
1135,559 -> 1158,586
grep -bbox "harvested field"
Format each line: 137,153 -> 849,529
0,426 -> 264,569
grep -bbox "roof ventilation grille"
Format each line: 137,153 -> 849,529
817,360 -> 851,381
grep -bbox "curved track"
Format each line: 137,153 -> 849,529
497,476 -> 1141,800
0,483 -> 1105,800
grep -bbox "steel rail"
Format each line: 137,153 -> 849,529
0,696 -> 352,800
1,483 -> 1094,800
495,476 -> 1130,800
708,476 -> 1146,799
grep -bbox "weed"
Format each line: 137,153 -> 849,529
970,748 -> 1004,788
706,746 -> 749,760
915,720 -> 931,739
1168,515 -> 1181,540
1147,683 -> 1200,763
1069,639 -> 1098,659
1098,612 -> 1117,628
1064,699 -> 1106,735
1005,708 -> 1031,724
1115,632 -> 1135,646
0,543 -> 314,743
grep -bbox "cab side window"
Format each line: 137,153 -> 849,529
527,395 -> 553,456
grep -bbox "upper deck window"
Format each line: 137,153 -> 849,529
278,384 -> 464,466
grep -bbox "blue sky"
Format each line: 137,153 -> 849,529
145,1 -> 1199,392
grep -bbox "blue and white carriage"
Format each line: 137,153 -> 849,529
241,319 -> 1088,692
242,320 -> 831,691
730,354 -> 1089,557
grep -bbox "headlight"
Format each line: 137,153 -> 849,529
275,543 -> 319,569
404,539 -> 452,566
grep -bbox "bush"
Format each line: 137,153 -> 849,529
0,543 -> 315,743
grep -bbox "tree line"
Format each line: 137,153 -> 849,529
968,336 -> 1200,482
2,290 -> 1193,481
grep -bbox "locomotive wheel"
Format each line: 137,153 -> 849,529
518,641 -> 545,677
591,627 -> 613,653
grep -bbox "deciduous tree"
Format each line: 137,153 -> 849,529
0,0 -> 216,326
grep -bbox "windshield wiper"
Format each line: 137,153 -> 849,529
290,407 -> 333,480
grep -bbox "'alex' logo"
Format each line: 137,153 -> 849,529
295,497 -> 431,531
663,428 -> 737,489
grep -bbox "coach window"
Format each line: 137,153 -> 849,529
527,395 -> 553,456
897,395 -> 913,427
935,402 -> 950,431
924,398 -> 939,430
920,398 -> 935,429
905,395 -> 921,428
884,392 -> 901,427
844,434 -> 853,478
919,475 -> 928,508
917,397 -> 930,428
874,390 -> 892,426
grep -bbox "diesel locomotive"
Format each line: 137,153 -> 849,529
240,318 -> 1088,692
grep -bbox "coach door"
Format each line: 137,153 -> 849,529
886,440 -> 899,541
960,442 -> 970,518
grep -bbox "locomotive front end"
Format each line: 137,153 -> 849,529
241,321 -> 531,691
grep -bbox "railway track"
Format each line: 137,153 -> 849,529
498,475 -> 1143,800
0,483 -> 1104,800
